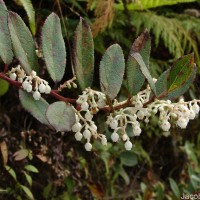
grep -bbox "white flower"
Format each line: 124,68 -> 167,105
85,111 -> 93,121
75,132 -> 83,141
192,103 -> 199,114
72,122 -> 82,132
85,142 -> 92,151
137,110 -> 145,120
83,129 -> 91,139
122,134 -> 128,141
9,73 -> 17,80
33,91 -> 41,100
124,140 -> 132,151
133,126 -> 142,136
110,119 -> 118,129
45,85 -> 51,94
101,136 -> 107,145
176,117 -> 188,129
111,132 -> 119,142
160,120 -> 171,132
39,83 -> 46,93
26,84 -> 32,93
81,102 -> 89,111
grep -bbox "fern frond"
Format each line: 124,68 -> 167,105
115,0 -> 197,10
131,11 -> 199,64
92,0 -> 115,37
13,0 -> 36,35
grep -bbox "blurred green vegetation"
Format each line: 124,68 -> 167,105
1,0 -> 200,199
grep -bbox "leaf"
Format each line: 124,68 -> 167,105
0,0 -> 13,64
46,101 -> 76,132
100,44 -> 125,100
169,178 -> 180,199
19,89 -> 49,125
13,149 -> 29,161
23,171 -> 32,186
127,30 -> 151,95
15,0 -> 36,35
131,52 -> 156,95
119,151 -> 138,167
20,185 -> 34,200
118,166 -> 130,185
42,13 -> 66,82
8,11 -> 38,74
24,165 -> 39,173
156,54 -> 196,100
0,141 -> 8,166
73,18 -> 94,90
5,165 -> 17,181
0,79 -> 9,96
167,54 -> 195,92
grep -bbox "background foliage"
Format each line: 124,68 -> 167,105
1,0 -> 200,199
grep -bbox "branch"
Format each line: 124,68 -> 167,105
0,72 -> 76,103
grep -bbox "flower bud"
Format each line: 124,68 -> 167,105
75,132 -> 83,141
33,91 -> 41,100
111,132 -> 119,142
85,142 -> 92,151
124,140 -> 132,151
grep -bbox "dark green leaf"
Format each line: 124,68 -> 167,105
8,11 -> 38,74
24,165 -> 39,173
16,0 -> 36,35
20,185 -> 34,200
118,166 -> 130,185
131,52 -> 156,95
23,171 -> 32,186
0,79 -> 9,96
46,101 -> 76,132
0,0 -> 13,64
42,13 -> 66,82
156,54 -> 196,100
167,54 -> 195,92
169,178 -> 180,199
100,44 -> 125,100
19,89 -> 49,125
5,165 -> 17,181
73,18 -> 94,89
127,30 -> 151,95
120,151 -> 138,167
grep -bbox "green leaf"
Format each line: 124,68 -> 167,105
8,11 -> 38,74
42,13 -> 66,82
156,54 -> 196,100
0,0 -> 13,64
15,0 -> 36,35
167,54 -> 195,92
127,30 -> 151,95
100,44 -> 125,100
131,52 -> 156,95
46,101 -> 76,132
23,171 -> 32,186
13,149 -> 29,161
119,151 -> 138,167
5,165 -> 17,181
24,165 -> 39,173
20,185 -> 34,200
0,79 -> 9,96
118,166 -> 130,185
19,89 -> 49,125
169,178 -> 180,199
73,18 -> 94,90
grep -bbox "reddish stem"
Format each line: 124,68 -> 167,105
0,72 -> 76,103
3,64 -> 9,73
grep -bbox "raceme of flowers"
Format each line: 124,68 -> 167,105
8,65 -> 51,100
7,67 -> 200,151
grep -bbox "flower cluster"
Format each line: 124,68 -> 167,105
71,88 -> 107,151
8,66 -> 51,100
72,84 -> 200,151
